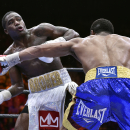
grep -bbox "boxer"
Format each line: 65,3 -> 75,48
0,11 -> 79,130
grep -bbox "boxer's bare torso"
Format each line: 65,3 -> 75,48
71,33 -> 130,73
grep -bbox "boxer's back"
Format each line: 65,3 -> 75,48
72,34 -> 130,73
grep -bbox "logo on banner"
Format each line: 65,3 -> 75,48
96,66 -> 117,78
39,111 -> 59,130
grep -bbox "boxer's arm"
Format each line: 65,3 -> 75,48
52,26 -> 80,41
19,38 -> 80,62
7,66 -> 24,97
0,38 -> 80,71
37,23 -> 79,41
0,66 -> 24,104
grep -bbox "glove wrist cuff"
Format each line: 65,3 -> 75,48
6,52 -> 21,67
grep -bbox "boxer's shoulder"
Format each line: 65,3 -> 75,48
29,23 -> 55,37
3,43 -> 14,55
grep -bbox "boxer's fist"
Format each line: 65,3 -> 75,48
0,55 -> 10,76
0,90 -> 12,104
66,81 -> 78,95
0,52 -> 21,76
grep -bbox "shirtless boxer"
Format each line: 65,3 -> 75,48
2,18 -> 130,130
0,11 -> 79,130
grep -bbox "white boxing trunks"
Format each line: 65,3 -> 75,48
27,68 -> 72,130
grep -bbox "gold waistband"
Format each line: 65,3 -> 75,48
85,66 -> 130,82
28,68 -> 71,93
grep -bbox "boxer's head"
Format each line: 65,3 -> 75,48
90,18 -> 114,35
2,11 -> 27,37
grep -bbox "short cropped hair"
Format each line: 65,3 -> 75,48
2,11 -> 17,29
90,18 -> 114,34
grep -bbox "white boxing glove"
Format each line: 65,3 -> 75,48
0,90 -> 12,104
0,53 -> 20,76
38,37 -> 66,63
65,81 -> 78,95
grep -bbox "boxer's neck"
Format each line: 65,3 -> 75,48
96,32 -> 110,36
13,30 -> 31,46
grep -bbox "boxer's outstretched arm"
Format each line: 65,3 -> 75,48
19,38 -> 79,62
0,38 -> 80,76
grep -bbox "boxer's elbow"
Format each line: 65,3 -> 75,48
69,29 -> 80,38
74,31 -> 80,38
63,29 -> 79,41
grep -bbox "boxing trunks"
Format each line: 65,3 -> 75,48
63,66 -> 130,130
27,68 -> 71,130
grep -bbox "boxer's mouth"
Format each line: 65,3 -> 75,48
17,26 -> 24,31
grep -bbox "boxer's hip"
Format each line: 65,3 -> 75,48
77,66 -> 130,100
27,68 -> 72,130
28,68 -> 71,93
63,66 -> 130,130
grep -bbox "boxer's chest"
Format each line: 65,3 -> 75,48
12,35 -> 48,53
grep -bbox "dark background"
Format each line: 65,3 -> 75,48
0,0 -> 130,129
0,0 -> 130,52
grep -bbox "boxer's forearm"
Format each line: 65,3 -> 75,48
63,29 -> 79,41
19,36 -> 68,62
19,41 -> 70,62
19,45 -> 58,62
19,46 -> 42,62
0,83 -> 24,104
7,83 -> 24,97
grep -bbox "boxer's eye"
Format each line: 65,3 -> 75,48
8,20 -> 13,25
17,18 -> 21,21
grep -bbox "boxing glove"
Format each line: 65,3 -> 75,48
0,53 -> 20,76
0,90 -> 12,104
65,81 -> 78,95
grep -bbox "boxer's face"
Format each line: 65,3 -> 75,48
4,12 -> 27,36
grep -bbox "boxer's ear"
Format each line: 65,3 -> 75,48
91,30 -> 95,35
4,29 -> 8,34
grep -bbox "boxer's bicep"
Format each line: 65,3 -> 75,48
37,40 -> 74,57
41,24 -> 69,39
37,23 -> 79,40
